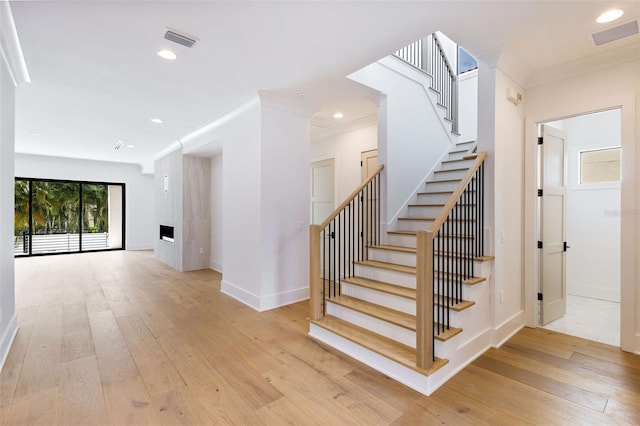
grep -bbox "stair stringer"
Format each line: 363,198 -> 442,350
387,141 -> 477,236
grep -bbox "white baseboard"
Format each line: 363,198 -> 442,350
0,314 -> 18,371
127,243 -> 154,251
221,280 -> 309,312
221,280 -> 261,311
567,284 -> 620,303
493,310 -> 525,347
427,327 -> 492,394
209,261 -> 223,273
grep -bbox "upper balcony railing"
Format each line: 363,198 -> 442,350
394,33 -> 463,135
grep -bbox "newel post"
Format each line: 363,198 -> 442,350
416,230 -> 434,369
309,224 -> 322,321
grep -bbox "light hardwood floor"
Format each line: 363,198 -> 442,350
1,250 -> 638,425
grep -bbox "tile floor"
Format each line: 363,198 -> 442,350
543,294 -> 620,347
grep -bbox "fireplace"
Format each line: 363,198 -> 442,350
160,225 -> 174,242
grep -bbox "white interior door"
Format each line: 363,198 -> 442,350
361,149 -> 378,182
540,124 -> 568,325
311,159 -> 335,225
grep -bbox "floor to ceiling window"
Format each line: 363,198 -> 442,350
14,178 -> 125,256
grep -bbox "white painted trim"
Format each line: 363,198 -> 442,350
426,328 -> 492,394
258,91 -> 316,118
0,1 -> 30,85
377,56 -> 457,145
387,145 -> 451,228
0,315 -> 17,371
257,286 -> 309,312
526,43 -> 640,89
127,243 -> 153,251
493,310 -> 524,347
524,94 -> 636,354
311,114 -> 377,140
209,261 -> 223,273
221,280 -> 309,312
309,324 -> 432,395
221,279 -> 261,310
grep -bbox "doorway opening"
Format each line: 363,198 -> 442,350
537,109 -> 621,347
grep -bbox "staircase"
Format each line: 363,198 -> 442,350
308,141 -> 493,396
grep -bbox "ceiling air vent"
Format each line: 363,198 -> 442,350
114,140 -> 124,150
164,29 -> 197,48
592,20 -> 639,46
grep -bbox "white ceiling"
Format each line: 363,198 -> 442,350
10,1 -> 640,172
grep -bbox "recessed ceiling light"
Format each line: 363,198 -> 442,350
28,131 -> 38,136
151,118 -> 163,124
156,49 -> 177,60
333,112 -> 344,119
297,92 -> 305,99
596,9 -> 624,24
126,144 -> 136,149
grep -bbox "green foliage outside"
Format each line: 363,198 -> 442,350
14,180 -> 109,236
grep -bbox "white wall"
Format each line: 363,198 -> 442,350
219,95 -> 311,311
258,98 -> 310,309
15,154 -> 154,251
310,117 -> 377,206
551,110 -> 621,302
458,69 -> 478,142
220,97 -> 263,307
524,59 -> 639,353
0,33 -> 17,370
210,154 -> 223,272
349,57 -> 454,225
477,61 -> 526,344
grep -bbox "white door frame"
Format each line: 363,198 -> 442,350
523,94 -> 636,353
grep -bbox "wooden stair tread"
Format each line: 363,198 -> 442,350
399,217 -> 475,222
434,324 -> 463,341
310,316 -> 448,375
368,244 -> 494,263
408,203 -> 445,207
328,295 -> 416,330
426,178 -> 461,183
356,259 -> 416,275
342,276 -> 416,299
387,231 -> 475,240
435,272 -> 486,285
434,295 -> 475,311
442,158 -> 473,164
434,167 -> 469,173
368,244 -> 415,254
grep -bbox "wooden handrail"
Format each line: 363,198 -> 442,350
429,152 -> 486,234
319,164 -> 384,229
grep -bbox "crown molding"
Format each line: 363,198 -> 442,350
0,1 -> 30,86
311,113 -> 377,140
525,41 -> 640,89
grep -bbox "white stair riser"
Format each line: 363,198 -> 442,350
342,282 -> 415,315
368,247 -> 485,273
354,264 -> 415,288
326,301 -> 416,348
368,248 -> 416,267
416,192 -> 453,204
433,169 -> 468,181
440,159 -> 475,171
407,205 -> 443,217
424,180 -> 460,192
387,233 -> 417,248
386,233 -> 477,250
397,219 -> 435,232
409,205 -> 477,219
